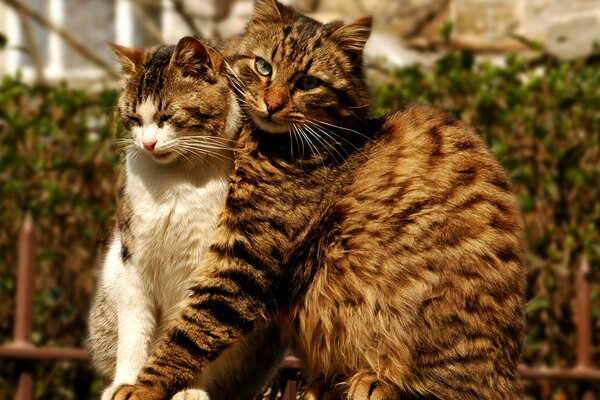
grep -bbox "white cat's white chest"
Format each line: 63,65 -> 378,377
125,154 -> 230,309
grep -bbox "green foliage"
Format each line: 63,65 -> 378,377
373,52 -> 600,377
440,20 -> 454,42
0,76 -> 119,399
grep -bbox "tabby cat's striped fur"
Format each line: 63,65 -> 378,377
113,1 -> 526,399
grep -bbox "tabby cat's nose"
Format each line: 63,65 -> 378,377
265,99 -> 285,115
264,88 -> 287,115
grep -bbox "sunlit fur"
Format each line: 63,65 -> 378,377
88,37 -> 285,400
111,1 -> 526,400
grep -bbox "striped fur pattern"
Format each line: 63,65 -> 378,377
88,37 -> 285,400
112,1 -> 526,399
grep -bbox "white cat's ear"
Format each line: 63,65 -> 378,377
251,0 -> 291,23
107,42 -> 145,78
326,16 -> 372,55
170,36 -> 222,79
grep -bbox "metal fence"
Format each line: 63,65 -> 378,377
1,213 -> 598,399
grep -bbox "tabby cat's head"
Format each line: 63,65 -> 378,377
110,37 -> 235,165
223,0 -> 372,135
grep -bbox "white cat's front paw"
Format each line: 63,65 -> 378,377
171,389 -> 211,400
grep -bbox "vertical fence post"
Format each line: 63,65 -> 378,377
14,212 -> 35,400
576,256 -> 594,400
282,376 -> 297,400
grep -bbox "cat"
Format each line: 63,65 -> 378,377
87,36 -> 285,400
111,1 -> 526,399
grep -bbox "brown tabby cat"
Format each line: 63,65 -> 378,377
113,0 -> 526,399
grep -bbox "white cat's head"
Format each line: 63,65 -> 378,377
109,37 -> 237,165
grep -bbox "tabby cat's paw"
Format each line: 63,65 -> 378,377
171,389 -> 210,400
111,384 -> 164,400
347,373 -> 399,400
101,383 -> 124,400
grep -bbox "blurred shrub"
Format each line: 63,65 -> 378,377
0,51 -> 599,398
0,75 -> 119,399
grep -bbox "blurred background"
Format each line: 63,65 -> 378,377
0,0 -> 599,399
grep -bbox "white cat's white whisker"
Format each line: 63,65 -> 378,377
179,135 -> 238,144
179,145 -> 234,163
177,142 -> 237,153
177,137 -> 237,147
172,147 -> 194,164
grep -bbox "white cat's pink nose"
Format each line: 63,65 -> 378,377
143,139 -> 157,152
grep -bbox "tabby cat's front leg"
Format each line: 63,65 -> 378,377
111,248 -> 278,400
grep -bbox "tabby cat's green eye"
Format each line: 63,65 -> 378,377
255,58 -> 272,76
297,76 -> 320,91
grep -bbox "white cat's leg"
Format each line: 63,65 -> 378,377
170,375 -> 210,400
100,238 -> 156,399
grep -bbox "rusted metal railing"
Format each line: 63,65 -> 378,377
517,257 -> 599,399
1,213 -> 598,399
0,212 -> 88,400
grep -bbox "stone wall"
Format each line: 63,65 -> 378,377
291,0 -> 600,59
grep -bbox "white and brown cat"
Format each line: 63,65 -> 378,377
87,37 -> 285,400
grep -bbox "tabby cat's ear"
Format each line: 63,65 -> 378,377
169,36 -> 222,80
250,0 -> 291,24
107,42 -> 145,78
326,16 -> 373,56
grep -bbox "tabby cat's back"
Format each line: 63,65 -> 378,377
285,104 -> 525,398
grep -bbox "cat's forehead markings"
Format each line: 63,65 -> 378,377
137,98 -> 157,126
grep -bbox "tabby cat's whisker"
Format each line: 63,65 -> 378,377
298,125 -> 323,166
301,125 -> 332,170
293,124 -> 308,159
292,124 -> 306,159
228,81 -> 246,97
346,104 -> 370,109
289,126 -> 296,159
303,124 -> 345,166
306,120 -> 373,157
232,92 -> 251,107
224,60 -> 242,82
310,118 -> 381,148
297,125 -> 319,159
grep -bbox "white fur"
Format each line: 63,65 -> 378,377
98,97 -> 240,400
